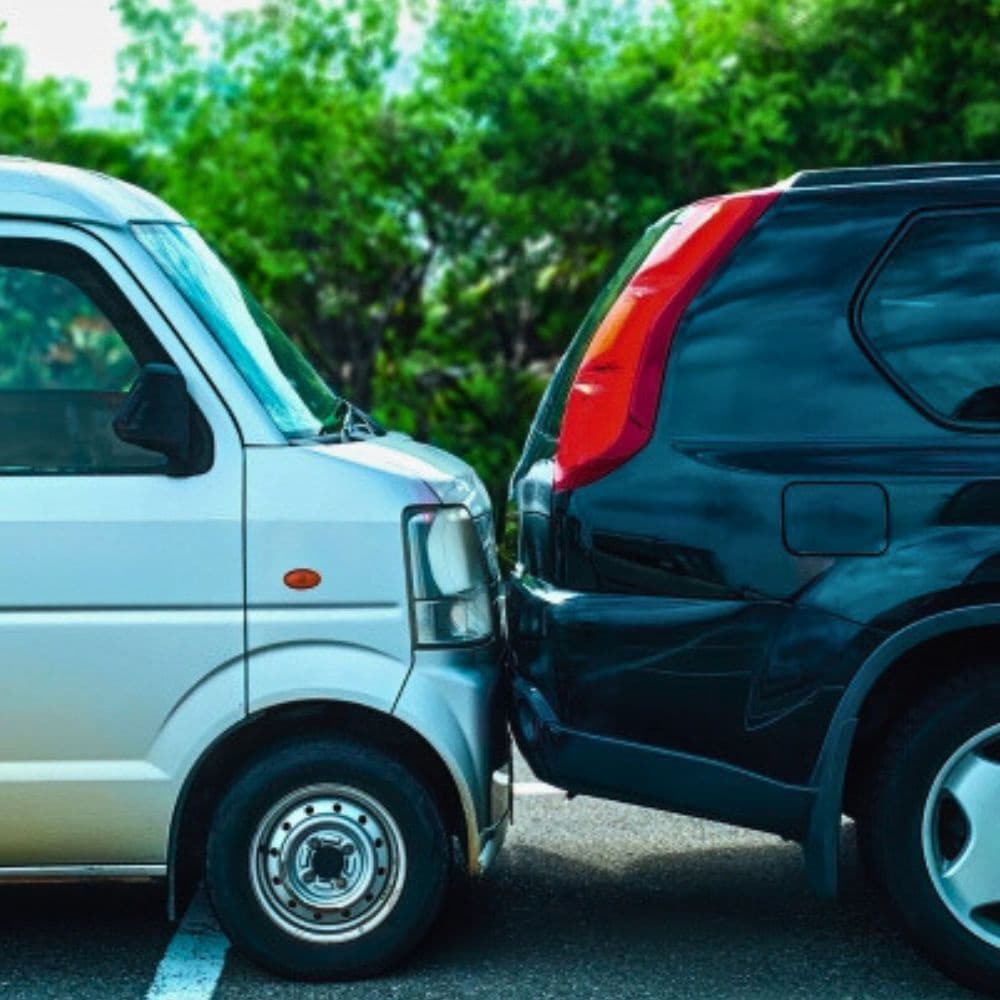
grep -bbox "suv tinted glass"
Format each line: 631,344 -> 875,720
860,211 -> 1000,423
0,240 -> 169,473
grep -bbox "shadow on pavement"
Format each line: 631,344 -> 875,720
424,839 -> 959,996
0,881 -> 170,1000
219,828 -> 970,999
0,829 -> 969,999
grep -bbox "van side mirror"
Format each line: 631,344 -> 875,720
113,363 -> 192,469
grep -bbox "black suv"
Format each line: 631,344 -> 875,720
507,162 -> 1000,995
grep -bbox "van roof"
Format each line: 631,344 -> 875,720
0,157 -> 183,226
789,162 -> 1000,190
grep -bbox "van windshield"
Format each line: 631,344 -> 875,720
133,223 -> 341,439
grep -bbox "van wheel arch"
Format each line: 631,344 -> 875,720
167,700 -> 468,920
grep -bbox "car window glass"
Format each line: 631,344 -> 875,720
0,239 -> 169,473
861,213 -> 1000,423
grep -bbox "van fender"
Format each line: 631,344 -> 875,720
166,644 -> 495,915
392,645 -> 507,873
247,641 -> 410,715
250,643 -> 493,875
164,643 -> 410,917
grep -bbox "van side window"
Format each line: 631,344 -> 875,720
860,212 -> 1000,424
0,239 -> 169,473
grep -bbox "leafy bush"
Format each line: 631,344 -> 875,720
2,0 -> 999,508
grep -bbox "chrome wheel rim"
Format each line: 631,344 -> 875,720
922,722 -> 1000,948
250,783 -> 406,942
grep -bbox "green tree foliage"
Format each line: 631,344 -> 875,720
116,0 -> 421,412
1,0 -> 999,505
0,24 -> 143,176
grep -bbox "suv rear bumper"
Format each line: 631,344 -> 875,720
507,574 -> 816,841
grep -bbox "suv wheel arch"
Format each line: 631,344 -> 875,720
805,607 -> 1000,897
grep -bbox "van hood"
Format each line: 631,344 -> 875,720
315,432 -> 492,518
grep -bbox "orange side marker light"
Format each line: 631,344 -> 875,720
284,568 -> 322,590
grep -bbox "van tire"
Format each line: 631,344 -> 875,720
862,667 -> 1000,997
205,736 -> 448,980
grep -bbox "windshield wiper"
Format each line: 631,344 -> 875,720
340,401 -> 385,439
317,399 -> 386,442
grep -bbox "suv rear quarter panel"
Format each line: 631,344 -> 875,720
530,180 -> 1000,784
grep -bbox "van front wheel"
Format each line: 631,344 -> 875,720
205,736 -> 449,980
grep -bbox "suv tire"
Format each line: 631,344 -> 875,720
864,667 -> 1000,996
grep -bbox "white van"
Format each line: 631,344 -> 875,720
0,158 -> 509,979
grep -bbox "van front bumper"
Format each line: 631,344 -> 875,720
392,638 -> 511,875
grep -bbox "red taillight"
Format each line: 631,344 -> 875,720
554,186 -> 782,492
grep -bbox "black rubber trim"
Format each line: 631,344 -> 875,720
803,717 -> 856,898
511,677 -> 815,841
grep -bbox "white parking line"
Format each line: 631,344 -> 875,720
514,781 -> 564,796
145,886 -> 229,1000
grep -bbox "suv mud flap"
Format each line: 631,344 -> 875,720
803,716 -> 858,898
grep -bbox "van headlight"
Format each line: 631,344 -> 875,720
405,506 -> 495,645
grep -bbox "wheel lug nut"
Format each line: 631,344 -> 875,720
335,878 -> 347,889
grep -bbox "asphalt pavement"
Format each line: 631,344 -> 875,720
0,756 -> 971,1000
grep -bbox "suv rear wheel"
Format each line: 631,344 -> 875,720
205,736 -> 449,980
864,667 -> 1000,995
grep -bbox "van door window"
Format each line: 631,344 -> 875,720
0,239 -> 170,473
859,211 -> 1000,424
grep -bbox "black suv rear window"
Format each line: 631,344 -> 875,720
860,211 -> 1000,424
